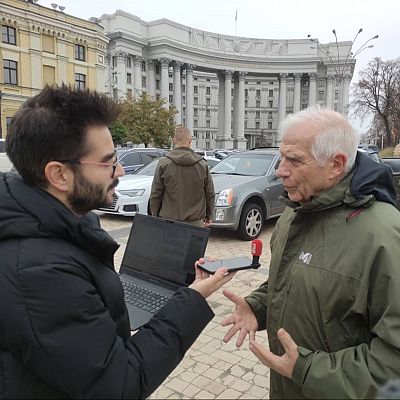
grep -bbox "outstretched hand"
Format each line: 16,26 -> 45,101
189,259 -> 236,299
250,328 -> 298,379
221,289 -> 258,347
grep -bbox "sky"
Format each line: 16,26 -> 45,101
39,0 -> 400,133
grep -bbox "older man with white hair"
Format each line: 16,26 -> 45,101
222,107 -> 400,399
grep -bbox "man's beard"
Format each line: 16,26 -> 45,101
67,171 -> 119,215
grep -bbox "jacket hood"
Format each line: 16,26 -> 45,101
280,150 -> 397,211
166,147 -> 203,166
0,172 -> 119,264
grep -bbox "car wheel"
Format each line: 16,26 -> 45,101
238,203 -> 264,241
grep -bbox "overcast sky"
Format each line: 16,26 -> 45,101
39,0 -> 400,132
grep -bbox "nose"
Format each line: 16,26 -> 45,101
276,160 -> 290,178
116,162 -> 125,177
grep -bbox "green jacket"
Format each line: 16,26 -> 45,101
150,147 -> 215,223
246,157 -> 400,399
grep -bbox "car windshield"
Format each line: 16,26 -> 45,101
211,154 -> 275,176
133,159 -> 159,176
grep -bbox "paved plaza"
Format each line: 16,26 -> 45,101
99,214 -> 276,399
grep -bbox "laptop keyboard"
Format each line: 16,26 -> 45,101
121,279 -> 170,313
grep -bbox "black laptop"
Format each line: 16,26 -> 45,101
119,214 -> 210,331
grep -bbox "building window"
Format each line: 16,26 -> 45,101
318,90 -> 324,100
112,72 -> 118,85
126,56 -> 131,68
169,83 -> 173,91
206,109 -> 210,117
42,34 -> 54,53
334,103 -> 339,111
156,80 -> 160,90
256,100 -> 260,108
43,65 -> 55,85
155,65 -> 160,74
302,80 -> 309,87
335,90 -> 339,100
194,120 -> 198,128
206,87 -> 211,95
127,89 -> 132,99
75,73 -> 86,90
75,44 -> 85,61
269,81 -> 274,85
206,120 -> 210,128
194,97 -> 198,105
256,111 -> 260,119
194,109 -> 198,117
169,73 -> 173,78
255,121 -> 260,129
268,121 -> 272,129
206,98 -> 211,106
141,61 -> 146,71
244,121 -> 247,129
182,84 -> 186,93
6,117 -> 12,135
302,90 -> 308,100
206,78 -> 210,82
245,89 -> 248,97
182,96 -> 186,105
302,103 -> 307,110
269,100 -> 273,108
169,95 -> 173,103
194,77 -> 198,81
194,86 -> 198,94
231,88 -> 234,96
142,76 -> 146,88
112,57 -> 117,68
319,79 -> 325,87
2,26 -> 16,45
113,88 -> 118,99
127,73 -> 132,84
268,89 -> 274,97
193,130 -> 198,138
182,107 -> 186,116
256,89 -> 261,97
206,131 -> 210,139
245,100 -> 248,108
268,111 -> 272,119
4,60 -> 17,85
257,81 -> 261,85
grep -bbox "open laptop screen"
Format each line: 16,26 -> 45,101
120,214 -> 210,285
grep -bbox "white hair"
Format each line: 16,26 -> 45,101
278,106 -> 360,174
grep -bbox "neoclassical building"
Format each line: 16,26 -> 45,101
99,10 -> 355,150
0,0 -> 108,138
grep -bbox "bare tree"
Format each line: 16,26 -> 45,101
351,57 -> 400,147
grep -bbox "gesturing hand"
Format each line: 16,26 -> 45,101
250,328 -> 299,379
221,289 -> 258,347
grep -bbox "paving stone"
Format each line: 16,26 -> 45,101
164,377 -> 189,393
254,373 -> 268,387
191,375 -> 212,389
181,384 -> 201,398
196,389 -> 216,399
202,367 -> 224,380
216,388 -> 242,399
231,378 -> 252,392
249,383 -> 269,398
206,381 -> 227,396
179,370 -> 198,383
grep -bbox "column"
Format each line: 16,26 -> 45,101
224,70 -> 233,140
278,73 -> 287,123
134,56 -> 142,99
173,61 -> 182,125
308,73 -> 317,106
235,71 -> 247,150
185,64 -> 195,133
159,58 -> 170,108
217,71 -> 225,144
293,73 -> 302,114
325,75 -> 334,109
116,51 -> 127,100
341,74 -> 352,115
147,60 -> 156,99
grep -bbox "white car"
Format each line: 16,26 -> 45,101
98,156 -> 220,217
98,159 -> 159,216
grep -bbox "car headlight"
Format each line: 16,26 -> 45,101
118,189 -> 145,197
215,188 -> 233,206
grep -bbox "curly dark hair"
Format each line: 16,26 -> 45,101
6,85 -> 120,187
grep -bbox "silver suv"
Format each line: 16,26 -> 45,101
210,148 -> 284,240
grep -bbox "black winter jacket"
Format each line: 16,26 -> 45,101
0,172 -> 214,399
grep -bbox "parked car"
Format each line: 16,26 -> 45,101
117,148 -> 165,174
98,159 -> 160,216
203,156 -> 220,169
210,148 -> 284,240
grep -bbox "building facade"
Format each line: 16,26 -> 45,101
99,10 -> 355,150
0,0 -> 109,138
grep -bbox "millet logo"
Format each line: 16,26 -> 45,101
299,251 -> 312,264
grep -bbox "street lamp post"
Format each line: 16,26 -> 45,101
307,29 -> 378,114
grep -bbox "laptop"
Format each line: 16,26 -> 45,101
119,214 -> 210,331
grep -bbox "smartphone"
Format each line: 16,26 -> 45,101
198,256 -> 260,274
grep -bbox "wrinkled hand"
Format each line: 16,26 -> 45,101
250,328 -> 298,379
221,289 -> 258,347
189,259 -> 236,299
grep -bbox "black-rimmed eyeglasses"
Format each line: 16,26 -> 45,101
58,159 -> 120,177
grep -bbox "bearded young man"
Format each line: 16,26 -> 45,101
0,85 -> 234,398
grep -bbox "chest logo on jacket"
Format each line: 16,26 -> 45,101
299,251 -> 312,264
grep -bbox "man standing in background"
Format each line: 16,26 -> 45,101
150,127 -> 215,227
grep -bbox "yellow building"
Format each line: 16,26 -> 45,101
0,0 -> 109,138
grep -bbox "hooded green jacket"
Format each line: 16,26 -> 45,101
246,154 -> 400,399
150,147 -> 215,223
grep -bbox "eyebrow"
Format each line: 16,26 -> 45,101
99,150 -> 117,163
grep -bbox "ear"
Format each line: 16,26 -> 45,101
44,161 -> 72,193
330,153 -> 347,180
